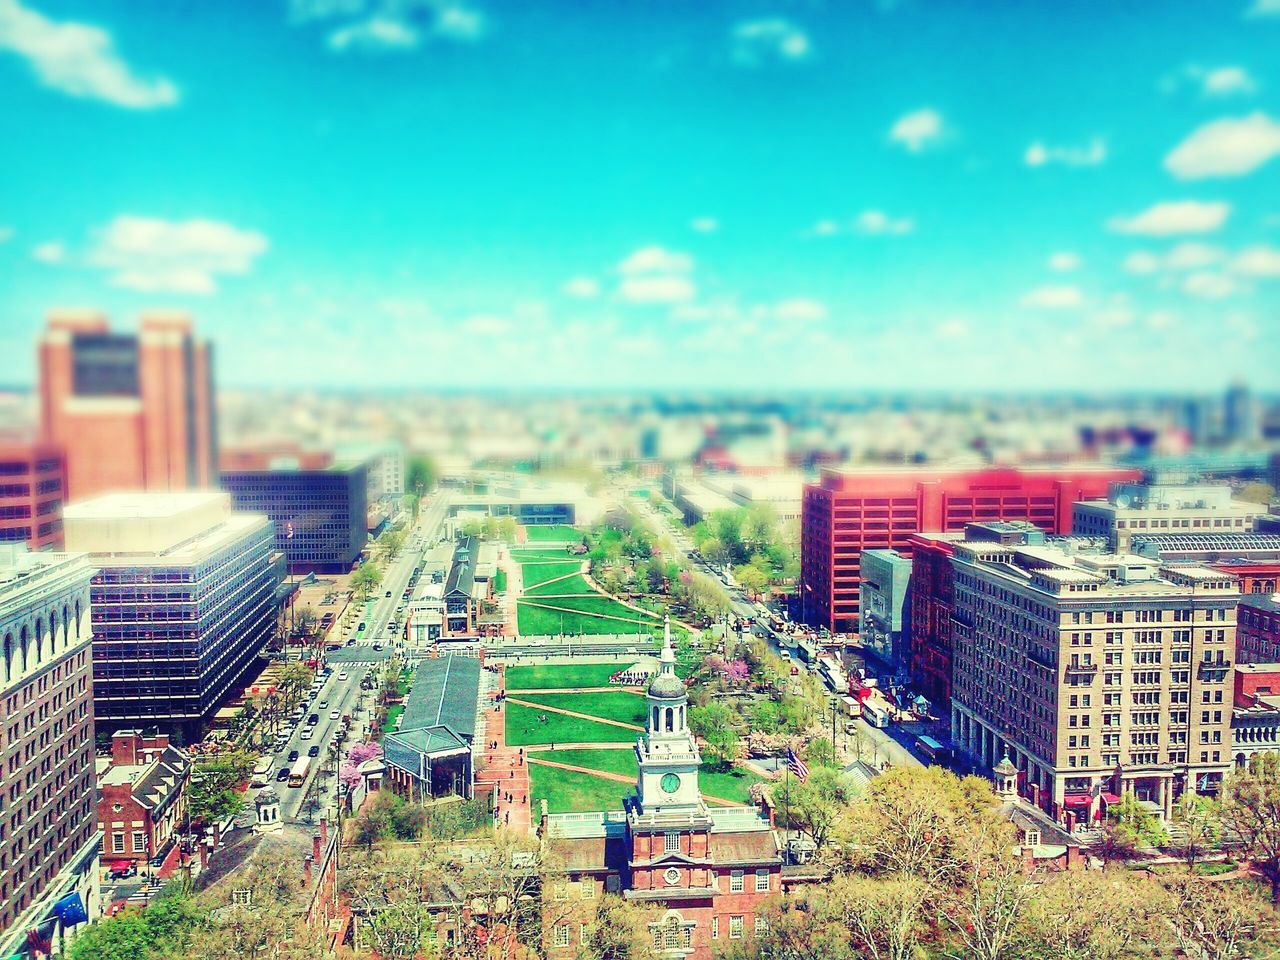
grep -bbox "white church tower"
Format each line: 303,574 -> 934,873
634,617 -> 705,812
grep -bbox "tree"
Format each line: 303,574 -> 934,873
1162,875 -> 1274,960
351,561 -> 383,602
68,890 -> 205,960
406,455 -> 437,494
820,873 -> 929,960
803,736 -> 836,769
1237,482 -> 1276,506
1222,752 -> 1280,902
1019,870 -> 1167,960
577,896 -> 656,960
1103,794 -> 1170,861
380,527 -> 406,559
1173,794 -> 1223,873
293,605 -> 317,638
734,564 -> 770,599
773,766 -> 856,849
939,819 -> 1036,960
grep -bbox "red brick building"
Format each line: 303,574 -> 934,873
39,310 -> 217,501
97,730 -> 191,867
542,624 -> 781,959
1238,594 -> 1280,664
0,441 -> 65,550
1209,559 -> 1280,597
800,465 -> 1140,632
906,532 -> 962,707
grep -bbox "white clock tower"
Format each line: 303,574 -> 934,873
634,618 -> 705,813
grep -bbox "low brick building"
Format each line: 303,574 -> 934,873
96,730 -> 190,867
1238,594 -> 1280,664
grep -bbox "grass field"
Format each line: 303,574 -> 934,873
506,662 -> 646,690
514,690 -> 646,726
519,560 -> 583,589
505,700 -> 634,746
523,524 -> 582,541
698,764 -> 764,803
511,549 -> 578,563
522,572 -> 594,596
382,704 -> 404,733
542,747 -> 638,776
530,763 -> 634,814
530,748 -> 764,806
517,602 -> 664,637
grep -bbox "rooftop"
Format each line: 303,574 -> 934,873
399,654 -> 481,741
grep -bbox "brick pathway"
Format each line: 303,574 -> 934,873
474,665 -> 532,834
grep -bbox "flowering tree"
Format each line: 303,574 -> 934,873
724,660 -> 750,685
341,741 -> 382,789
702,654 -> 727,675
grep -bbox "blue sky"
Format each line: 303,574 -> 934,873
1,0 -> 1278,391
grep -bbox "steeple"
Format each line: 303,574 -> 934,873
646,616 -> 685,703
634,616 -> 703,813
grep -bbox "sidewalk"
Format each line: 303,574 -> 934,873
473,664 -> 532,834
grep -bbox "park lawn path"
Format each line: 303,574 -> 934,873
528,756 -> 741,807
517,598 -> 662,626
519,686 -> 643,694
506,696 -> 643,731
526,742 -> 634,751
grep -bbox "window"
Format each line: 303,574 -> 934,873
712,916 -> 719,939
730,916 -> 744,940
554,925 -> 571,948
580,879 -> 594,899
1024,830 -> 1040,847
112,834 -> 124,853
232,889 -> 252,906
754,869 -> 769,892
664,831 -> 680,854
132,831 -> 145,852
730,870 -> 744,893
755,916 -> 768,936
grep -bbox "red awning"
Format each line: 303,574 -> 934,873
108,860 -> 133,872
1101,792 -> 1121,804
1062,793 -> 1092,808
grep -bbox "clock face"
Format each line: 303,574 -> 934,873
661,773 -> 681,794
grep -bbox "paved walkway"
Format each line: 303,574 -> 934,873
528,756 -> 741,807
506,696 -> 644,731
473,666 -> 532,834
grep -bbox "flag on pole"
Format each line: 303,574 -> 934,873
786,746 -> 809,783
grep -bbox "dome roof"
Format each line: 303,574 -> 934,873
647,670 -> 685,700
255,785 -> 280,806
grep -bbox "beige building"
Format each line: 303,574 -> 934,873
950,533 -> 1237,826
1073,481 -> 1263,553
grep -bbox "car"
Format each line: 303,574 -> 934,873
372,643 -> 382,651
339,672 -> 349,680
346,638 -> 356,646
385,590 -> 392,597
301,728 -> 314,741
357,621 -> 365,631
276,768 -> 290,782
329,710 -> 341,720
288,749 -> 300,762
319,699 -> 329,708
106,862 -> 137,880
307,745 -> 320,758
307,713 -> 319,725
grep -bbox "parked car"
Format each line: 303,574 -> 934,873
106,861 -> 137,880
301,728 -> 314,741
307,714 -> 319,725
276,767 -> 290,782
329,710 -> 340,721
288,749 -> 300,762
319,699 -> 329,708
308,745 -> 320,758
339,672 -> 349,681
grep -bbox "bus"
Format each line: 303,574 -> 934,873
915,735 -> 952,766
817,657 -> 846,694
862,700 -> 891,729
287,757 -> 311,788
250,756 -> 273,788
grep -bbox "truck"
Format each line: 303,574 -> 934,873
250,756 -> 273,787
915,735 -> 952,766
862,699 -> 891,729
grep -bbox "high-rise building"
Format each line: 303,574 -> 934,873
1223,380 -> 1260,444
858,549 -> 912,670
63,491 -> 278,737
1073,481 -> 1264,553
949,531 -> 1237,825
38,310 -> 217,501
0,442 -> 66,550
220,463 -> 368,573
800,465 -> 1139,632
0,544 -> 99,950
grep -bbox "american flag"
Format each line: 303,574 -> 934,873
786,746 -> 809,783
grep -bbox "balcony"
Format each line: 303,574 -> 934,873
1064,661 -> 1099,675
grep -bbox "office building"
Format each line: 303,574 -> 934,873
1130,532 -> 1280,566
0,544 -> 99,951
97,730 -> 190,868
64,491 -> 278,736
544,623 -> 781,960
906,532 -> 961,707
335,441 -> 405,503
800,465 -> 1138,632
445,475 -> 603,529
1232,663 -> 1280,766
0,441 -> 66,550
858,548 -> 912,671
950,532 -> 1237,825
1238,594 -> 1280,664
1224,380 -> 1260,444
1073,481 -> 1263,553
38,311 -> 217,501
220,463 -> 367,573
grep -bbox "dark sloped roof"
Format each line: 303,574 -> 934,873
384,725 -> 469,777
400,654 -> 481,742
707,829 -> 781,865
445,536 -> 478,597
551,834 -> 630,873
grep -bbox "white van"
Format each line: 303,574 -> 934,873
250,756 -> 273,787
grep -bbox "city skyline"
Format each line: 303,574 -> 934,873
1,0 -> 1279,390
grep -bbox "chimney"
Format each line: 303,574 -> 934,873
319,818 -> 328,846
312,832 -> 322,864
303,854 -> 313,887
112,731 -> 140,766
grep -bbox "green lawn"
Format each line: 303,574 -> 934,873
520,561 -> 584,590
517,602 -> 663,637
505,700 -> 635,746
522,572 -> 594,596
523,524 -> 582,542
494,569 -> 507,593
698,763 -> 764,803
530,748 -> 763,807
382,704 -> 404,733
524,595 -> 661,621
514,690 -> 646,725
511,549 -> 579,563
530,763 -> 634,815
543,747 -> 639,777
507,662 -> 644,690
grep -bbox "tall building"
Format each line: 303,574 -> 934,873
949,531 -> 1237,825
800,465 -> 1138,632
64,491 -> 278,737
0,441 -> 66,550
220,463 -> 368,573
97,730 -> 191,868
1223,380 -> 1260,444
543,622 -> 781,960
0,544 -> 99,951
906,531 -> 962,707
1073,481 -> 1263,553
858,548 -> 912,670
1237,594 -> 1280,664
38,311 -> 218,501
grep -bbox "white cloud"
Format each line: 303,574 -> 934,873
0,0 -> 178,108
1183,272 -> 1237,299
1231,245 -> 1280,276
377,297 -> 432,321
1163,242 -> 1225,270
328,16 -> 417,50
434,2 -> 484,40
1246,0 -> 1280,17
619,275 -> 695,304
808,219 -> 840,237
730,19 -> 811,66
1020,285 -> 1084,309
690,217 -> 719,234
618,245 -> 692,276
461,314 -> 510,335
936,318 -> 970,339
1201,66 -> 1257,97
1164,113 -> 1280,179
855,210 -> 914,235
0,226 -> 13,243
889,108 -> 944,152
1024,138 -> 1106,168
772,298 -> 827,322
86,215 -> 268,295
1048,252 -> 1081,272
1107,201 -> 1231,235
1147,311 -> 1177,330
1124,251 -> 1160,274
31,241 -> 65,264
562,276 -> 600,299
